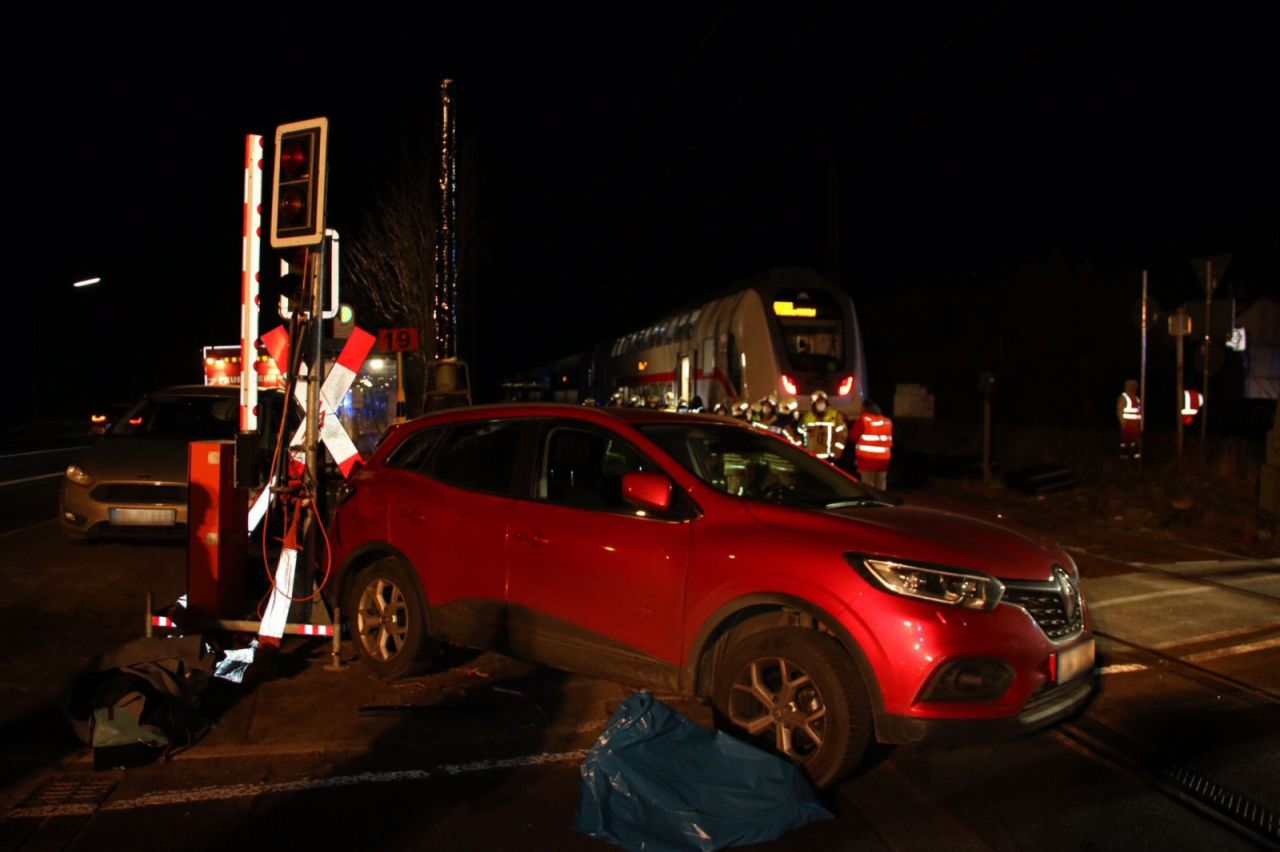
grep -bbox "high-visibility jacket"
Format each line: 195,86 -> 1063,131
1119,392 -> 1142,423
1181,390 -> 1203,425
800,409 -> 846,458
854,413 -> 893,471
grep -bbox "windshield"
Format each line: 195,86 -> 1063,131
773,288 -> 844,373
109,394 -> 239,440
637,422 -> 883,509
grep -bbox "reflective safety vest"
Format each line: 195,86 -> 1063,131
801,409 -> 846,457
855,414 -> 893,462
1120,392 -> 1142,422
1181,390 -> 1203,425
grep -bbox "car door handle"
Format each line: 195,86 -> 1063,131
513,530 -> 550,546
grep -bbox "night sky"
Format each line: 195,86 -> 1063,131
17,5 -> 1278,429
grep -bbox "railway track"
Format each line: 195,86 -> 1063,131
1057,543 -> 1280,848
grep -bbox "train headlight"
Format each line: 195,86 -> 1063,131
838,375 -> 855,396
781,374 -> 798,396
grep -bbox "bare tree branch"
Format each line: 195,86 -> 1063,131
345,137 -> 439,413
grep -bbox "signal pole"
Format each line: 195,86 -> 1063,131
1201,258 -> 1214,447
1175,307 -> 1187,462
1140,270 -> 1149,461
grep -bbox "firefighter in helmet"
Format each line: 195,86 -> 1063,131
800,390 -> 847,460
752,396 -> 784,429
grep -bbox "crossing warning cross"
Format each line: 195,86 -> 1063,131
288,327 -> 377,477
247,326 -> 375,533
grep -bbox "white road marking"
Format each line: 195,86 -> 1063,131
0,446 -> 89,461
1154,624 -> 1280,649
1087,585 -> 1217,609
1096,636 -> 1280,677
1183,636 -> 1280,663
0,472 -> 64,488
0,519 -> 56,539
6,748 -> 592,819
1138,559 -> 1280,573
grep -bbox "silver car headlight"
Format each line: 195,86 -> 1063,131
847,554 -> 1004,611
65,465 -> 93,486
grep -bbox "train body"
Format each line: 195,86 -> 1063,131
505,268 -> 867,420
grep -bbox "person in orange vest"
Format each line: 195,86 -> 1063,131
851,400 -> 893,489
1116,379 -> 1142,460
1181,389 -> 1203,426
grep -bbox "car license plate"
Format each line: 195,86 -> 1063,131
109,508 -> 176,526
1055,639 -> 1095,684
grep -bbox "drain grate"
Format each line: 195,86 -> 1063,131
1164,765 -> 1279,843
17,776 -> 116,812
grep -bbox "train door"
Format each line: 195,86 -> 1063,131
700,337 -> 716,405
678,354 -> 692,404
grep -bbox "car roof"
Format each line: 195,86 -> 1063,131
146,384 -> 285,398
399,402 -> 748,430
148,384 -> 238,398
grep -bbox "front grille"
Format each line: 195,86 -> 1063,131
1002,573 -> 1084,641
91,484 -> 187,504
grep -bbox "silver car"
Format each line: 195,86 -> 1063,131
60,385 -> 283,541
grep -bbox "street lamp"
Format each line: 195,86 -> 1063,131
31,278 -> 104,419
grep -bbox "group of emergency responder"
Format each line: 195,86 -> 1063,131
1117,379 -> 1204,460
605,388 -> 894,488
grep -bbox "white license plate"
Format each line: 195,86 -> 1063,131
109,508 -> 176,526
1055,639 -> 1095,683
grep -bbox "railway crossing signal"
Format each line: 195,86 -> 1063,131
270,118 -> 329,248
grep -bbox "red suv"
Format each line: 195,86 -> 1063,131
331,404 -> 1093,786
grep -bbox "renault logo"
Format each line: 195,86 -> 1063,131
1054,566 -> 1079,623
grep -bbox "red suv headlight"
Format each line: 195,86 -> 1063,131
847,554 -> 1005,611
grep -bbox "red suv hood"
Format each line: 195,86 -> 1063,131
745,501 -> 1067,582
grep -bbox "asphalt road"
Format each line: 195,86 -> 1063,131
0,487 -> 1277,851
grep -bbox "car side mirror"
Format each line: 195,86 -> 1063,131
622,471 -> 672,513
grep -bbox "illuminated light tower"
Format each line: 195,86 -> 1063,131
433,78 -> 459,360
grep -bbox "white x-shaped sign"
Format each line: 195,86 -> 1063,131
255,326 -> 377,643
248,327 -> 376,533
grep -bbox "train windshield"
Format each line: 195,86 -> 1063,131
771,289 -> 844,372
638,422 -> 884,509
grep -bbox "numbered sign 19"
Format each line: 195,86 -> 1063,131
377,328 -> 421,352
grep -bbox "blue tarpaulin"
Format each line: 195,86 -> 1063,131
576,691 -> 832,851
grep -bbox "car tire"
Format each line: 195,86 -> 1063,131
344,556 -> 439,679
712,627 -> 871,788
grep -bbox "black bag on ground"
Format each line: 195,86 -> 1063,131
65,635 -> 216,768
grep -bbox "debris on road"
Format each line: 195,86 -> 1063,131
576,691 -> 831,851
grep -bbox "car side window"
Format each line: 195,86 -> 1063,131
428,420 -> 526,496
540,427 -> 654,513
384,427 -> 446,474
